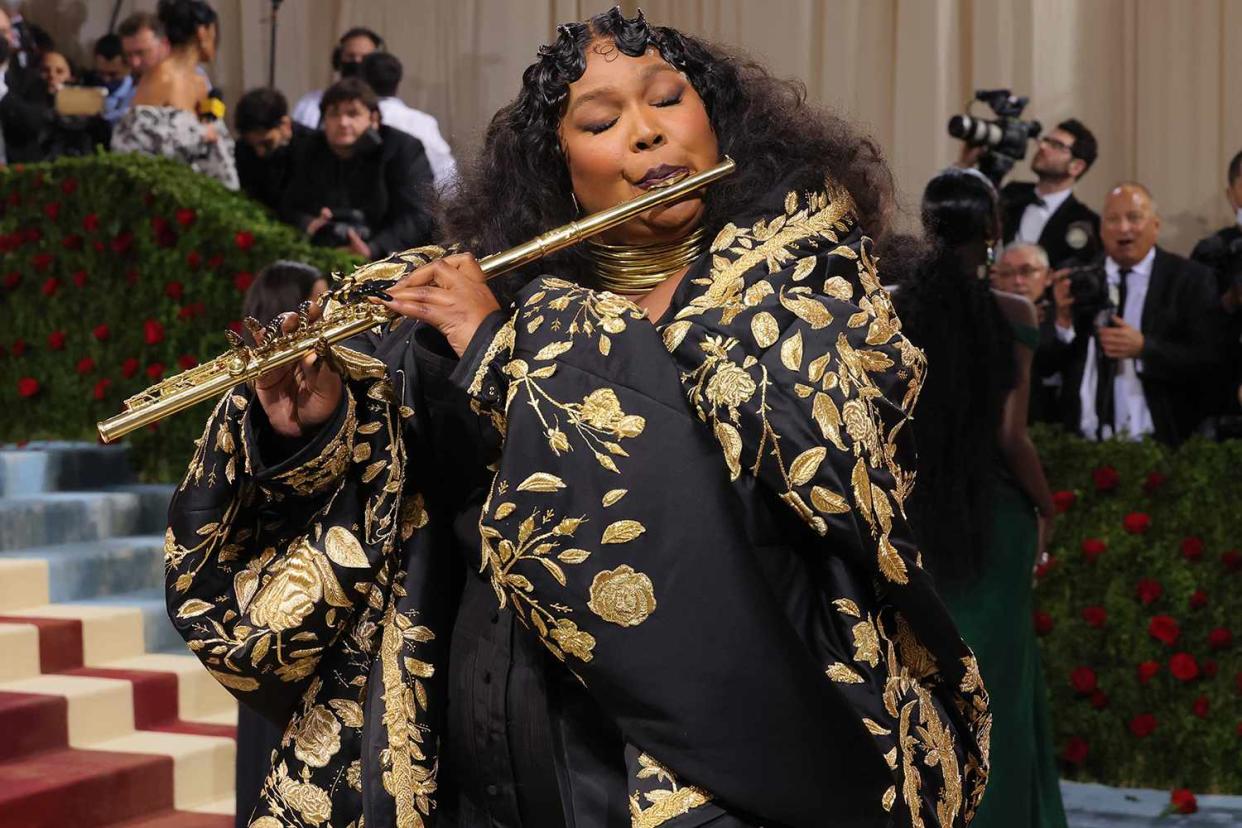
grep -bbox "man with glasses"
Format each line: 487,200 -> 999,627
1001,119 -> 1101,268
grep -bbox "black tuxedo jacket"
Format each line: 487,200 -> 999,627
1001,181 -> 1101,268
1060,248 -> 1221,445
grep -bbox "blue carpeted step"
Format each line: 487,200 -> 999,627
76,587 -> 186,655
105,484 -> 175,535
0,492 -> 145,553
0,536 -> 166,602
1060,780 -> 1242,826
0,442 -> 135,496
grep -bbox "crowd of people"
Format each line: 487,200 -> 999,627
6,3 -> 1242,827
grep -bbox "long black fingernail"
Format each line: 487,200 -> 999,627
376,291 -> 394,301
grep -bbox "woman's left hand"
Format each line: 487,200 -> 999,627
377,253 -> 500,357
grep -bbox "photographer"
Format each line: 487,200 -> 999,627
1001,119 -> 1101,268
1058,183 -> 1220,445
1190,149 -> 1242,422
279,78 -> 435,259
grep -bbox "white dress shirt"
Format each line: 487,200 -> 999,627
1016,186 -> 1073,245
1075,247 -> 1157,440
377,97 -> 457,187
291,89 -> 325,129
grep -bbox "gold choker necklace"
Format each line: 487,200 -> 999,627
587,227 -> 705,294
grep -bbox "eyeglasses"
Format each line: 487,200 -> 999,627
991,265 -> 1047,279
1038,136 -> 1073,153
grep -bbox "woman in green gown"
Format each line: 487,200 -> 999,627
893,168 -> 1068,828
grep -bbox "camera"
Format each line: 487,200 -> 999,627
948,89 -> 1042,185
1060,262 -> 1119,329
312,208 -> 372,248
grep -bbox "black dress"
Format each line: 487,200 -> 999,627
166,179 -> 990,828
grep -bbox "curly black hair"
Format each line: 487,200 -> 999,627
440,8 -> 895,297
892,168 -> 1016,585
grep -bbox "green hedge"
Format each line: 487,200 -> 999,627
0,154 -> 355,480
1033,427 -> 1242,794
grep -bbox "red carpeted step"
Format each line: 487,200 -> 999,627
109,811 -> 234,828
0,615 -> 83,672
66,665 -> 236,739
0,746 -> 174,828
0,691 -> 67,761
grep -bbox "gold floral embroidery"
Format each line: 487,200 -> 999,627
272,393 -> 358,497
287,704 -> 342,768
629,753 -> 712,828
588,564 -> 657,627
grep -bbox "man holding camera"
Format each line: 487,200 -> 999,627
1002,119 -> 1101,268
279,78 -> 435,259
1057,183 -> 1220,445
1190,149 -> 1242,423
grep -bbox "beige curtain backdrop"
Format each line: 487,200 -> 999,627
22,0 -> 1242,253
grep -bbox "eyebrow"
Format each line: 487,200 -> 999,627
567,62 -> 681,115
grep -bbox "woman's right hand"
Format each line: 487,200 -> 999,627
252,309 -> 343,438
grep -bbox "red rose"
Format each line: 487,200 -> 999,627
207,253 -> 224,269
1208,627 -> 1233,650
1033,610 -> 1054,636
32,252 -> 54,272
7,190 -> 20,207
1224,550 -> 1242,572
3,271 -> 19,289
177,354 -> 198,370
1181,537 -> 1204,561
93,240 -> 105,253
146,362 -> 165,380
125,268 -> 140,286
17,377 -> 40,398
93,324 -> 110,342
1090,689 -> 1110,710
23,227 -> 41,243
47,330 -> 66,350
60,233 -> 83,251
75,357 -> 95,375
143,319 -> 165,345
1148,615 -> 1180,646
1129,713 -> 1157,738
233,271 -> 255,293
1081,606 -> 1107,628
43,201 -> 60,220
1071,666 -> 1097,694
186,250 -> 201,269
175,207 -> 197,227
1190,589 -> 1208,610
41,277 -> 63,298
1144,471 -> 1167,493
82,213 -> 99,232
234,230 -> 255,251
1204,660 -> 1218,678
1052,490 -> 1076,513
165,281 -> 184,301
1061,737 -> 1089,765
60,177 -> 78,195
1034,554 -> 1058,580
121,357 -> 139,379
1170,789 -> 1197,815
1137,660 -> 1161,684
1170,652 -> 1199,682
92,378 -> 111,400
177,302 -> 205,320
1092,465 -> 1120,491
111,230 -> 134,254
1082,538 -> 1107,562
1136,578 -> 1163,606
70,270 -> 87,289
12,339 -> 27,357
1124,512 -> 1151,535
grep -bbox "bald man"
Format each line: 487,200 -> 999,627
1056,183 -> 1221,444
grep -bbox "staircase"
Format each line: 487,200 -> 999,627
0,443 -> 237,828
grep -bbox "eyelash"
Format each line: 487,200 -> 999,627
582,92 -> 684,135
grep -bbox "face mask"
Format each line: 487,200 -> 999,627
340,61 -> 361,79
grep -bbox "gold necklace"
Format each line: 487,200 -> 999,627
587,226 -> 705,294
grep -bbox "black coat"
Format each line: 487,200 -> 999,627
1060,248 -> 1222,444
235,122 -> 315,214
0,63 -> 51,163
1001,181 -> 1101,268
279,124 -> 435,258
1190,224 -> 1242,417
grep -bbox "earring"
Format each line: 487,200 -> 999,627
571,192 -> 581,215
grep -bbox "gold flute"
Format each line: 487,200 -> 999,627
97,156 -> 736,443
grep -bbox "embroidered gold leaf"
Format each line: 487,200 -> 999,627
789,446 -> 827,487
329,698 -> 364,728
505,574 -> 534,592
209,668 -> 259,692
526,314 -> 544,333
808,352 -> 832,382
599,335 -> 611,356
791,256 -> 817,282
878,535 -> 909,584
249,634 -> 270,667
780,330 -> 804,371
534,340 -> 573,361
870,484 -> 894,534
823,276 -> 854,301
361,460 -> 387,483
833,598 -> 861,617
863,717 -> 892,736
357,421 -> 382,435
847,310 -> 870,328
661,320 -> 692,352
794,383 -> 814,398
825,662 -> 865,683
539,557 -> 567,586
175,598 -> 213,620
830,244 -> 859,260
812,393 -> 846,451
784,190 -> 798,214
750,311 -> 779,348
517,473 -> 566,492
711,222 -> 740,252
714,421 -> 743,481
324,526 -> 368,568
601,489 -> 628,507
882,786 -> 897,811
780,289 -> 832,329
601,520 -> 646,544
811,485 -> 850,514
851,457 -> 874,529
558,548 -> 591,564
742,280 -> 774,306
352,442 -> 371,463
852,620 -> 881,667
494,501 -> 516,520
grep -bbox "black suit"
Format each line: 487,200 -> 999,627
1190,224 -> 1242,418
1001,181 -> 1101,268
1,62 -> 52,163
236,122 -> 315,214
1029,316 -> 1076,424
1060,248 -> 1221,445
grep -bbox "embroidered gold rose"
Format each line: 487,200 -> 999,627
588,564 -> 657,627
550,618 -> 597,662
287,704 -> 343,768
705,362 -> 758,410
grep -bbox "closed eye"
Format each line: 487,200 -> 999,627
653,93 -> 683,107
583,117 -> 618,135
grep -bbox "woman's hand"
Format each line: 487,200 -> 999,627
377,253 -> 500,357
252,308 -> 343,438
1036,511 -> 1056,571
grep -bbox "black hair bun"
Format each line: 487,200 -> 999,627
156,0 -> 218,46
